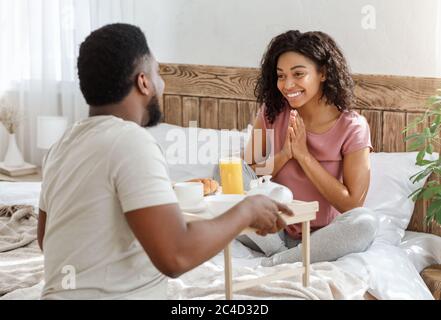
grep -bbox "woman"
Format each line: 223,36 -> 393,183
242,30 -> 378,266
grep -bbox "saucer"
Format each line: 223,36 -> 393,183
180,201 -> 208,214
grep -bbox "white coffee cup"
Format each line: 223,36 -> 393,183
173,182 -> 204,209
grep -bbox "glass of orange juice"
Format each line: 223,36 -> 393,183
219,157 -> 244,195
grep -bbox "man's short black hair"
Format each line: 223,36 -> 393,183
77,23 -> 151,106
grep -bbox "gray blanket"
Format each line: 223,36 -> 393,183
0,205 -> 44,297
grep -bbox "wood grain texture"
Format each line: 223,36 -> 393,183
382,112 -> 406,152
182,97 -> 200,127
159,95 -> 164,114
200,98 -> 219,129
405,113 -> 427,151
219,100 -> 238,130
353,74 -> 441,113
361,110 -> 382,152
161,63 -> 258,100
161,63 -> 441,112
421,265 -> 441,300
424,216 -> 441,237
164,95 -> 182,126
408,196 -> 428,234
238,101 -> 259,130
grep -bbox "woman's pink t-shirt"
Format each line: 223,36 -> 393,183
260,104 -> 373,239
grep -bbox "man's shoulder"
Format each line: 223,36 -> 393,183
109,123 -> 164,166
111,120 -> 158,147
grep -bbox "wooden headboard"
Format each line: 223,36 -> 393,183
159,63 -> 441,237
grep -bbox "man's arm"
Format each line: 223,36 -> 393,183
37,209 -> 47,252
125,195 -> 292,278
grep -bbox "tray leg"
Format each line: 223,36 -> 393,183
224,243 -> 233,299
302,221 -> 310,287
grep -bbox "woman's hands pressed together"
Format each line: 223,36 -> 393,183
288,110 -> 310,162
281,125 -> 293,161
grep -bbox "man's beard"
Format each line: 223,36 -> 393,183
143,96 -> 163,128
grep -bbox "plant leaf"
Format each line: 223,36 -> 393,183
426,144 -> 433,154
416,150 -> 426,164
410,166 -> 435,183
422,186 -> 441,200
417,159 -> 436,166
426,199 -> 441,226
408,187 -> 423,201
424,127 -> 432,138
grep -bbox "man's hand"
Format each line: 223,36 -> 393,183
235,195 -> 294,236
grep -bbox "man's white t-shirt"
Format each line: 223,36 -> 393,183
39,116 -> 178,299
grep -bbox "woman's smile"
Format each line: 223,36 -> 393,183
285,90 -> 305,101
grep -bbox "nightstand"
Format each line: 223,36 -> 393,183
0,168 -> 42,182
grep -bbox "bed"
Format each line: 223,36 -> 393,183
1,63 -> 441,300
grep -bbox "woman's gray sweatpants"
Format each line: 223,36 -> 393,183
238,207 -> 379,267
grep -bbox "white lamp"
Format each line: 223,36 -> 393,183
37,116 -> 68,150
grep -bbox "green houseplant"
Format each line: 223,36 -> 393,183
403,89 -> 441,226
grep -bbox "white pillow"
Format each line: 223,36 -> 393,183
400,231 -> 441,273
364,152 -> 437,231
147,123 -> 249,182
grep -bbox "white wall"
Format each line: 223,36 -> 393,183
134,0 -> 441,77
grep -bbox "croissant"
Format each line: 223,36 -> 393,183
187,178 -> 219,196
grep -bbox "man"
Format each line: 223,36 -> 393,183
37,23 -> 292,299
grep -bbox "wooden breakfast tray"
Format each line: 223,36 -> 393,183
183,199 -> 318,299
183,200 -> 318,235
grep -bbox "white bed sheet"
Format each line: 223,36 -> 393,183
1,182 -> 440,300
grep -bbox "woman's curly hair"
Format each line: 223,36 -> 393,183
255,30 -> 355,124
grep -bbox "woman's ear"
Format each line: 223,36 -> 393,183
320,68 -> 327,83
137,73 -> 151,96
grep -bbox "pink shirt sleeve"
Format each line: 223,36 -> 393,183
341,114 -> 373,155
